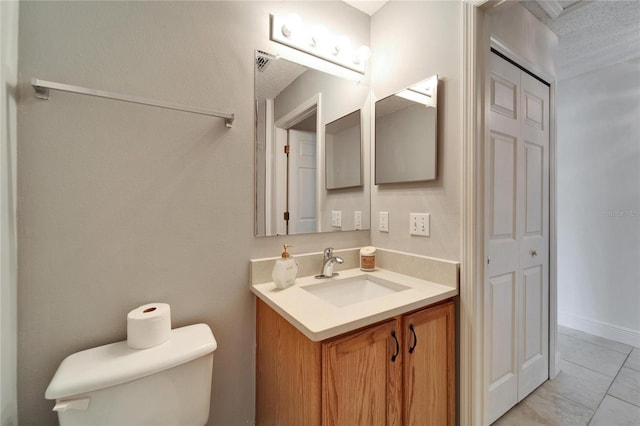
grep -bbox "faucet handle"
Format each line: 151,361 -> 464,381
324,247 -> 334,258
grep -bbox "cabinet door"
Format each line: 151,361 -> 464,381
322,319 -> 402,426
403,301 -> 455,426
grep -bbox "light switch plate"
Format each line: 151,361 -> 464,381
410,213 -> 430,236
331,211 -> 342,228
379,211 -> 389,232
354,211 -> 362,230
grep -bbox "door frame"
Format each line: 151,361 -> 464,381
264,98 -> 276,236
273,93 -> 323,234
460,2 -> 558,425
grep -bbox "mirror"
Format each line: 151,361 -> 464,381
325,110 -> 362,190
255,51 -> 370,237
375,75 -> 438,184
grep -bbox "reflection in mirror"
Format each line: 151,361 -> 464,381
326,110 -> 362,190
375,75 -> 438,184
255,51 -> 370,237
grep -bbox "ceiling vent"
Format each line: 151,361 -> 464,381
256,50 -> 277,72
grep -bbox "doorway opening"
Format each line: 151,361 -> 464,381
271,94 -> 321,235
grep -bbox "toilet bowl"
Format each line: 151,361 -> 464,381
45,323 -> 217,426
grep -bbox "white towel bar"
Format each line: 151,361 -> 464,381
31,78 -> 234,128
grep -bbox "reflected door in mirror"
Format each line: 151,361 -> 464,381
288,130 -> 317,234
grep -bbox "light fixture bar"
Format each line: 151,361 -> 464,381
270,14 -> 369,74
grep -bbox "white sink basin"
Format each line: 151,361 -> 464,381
301,275 -> 410,308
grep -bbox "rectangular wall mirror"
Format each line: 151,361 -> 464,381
325,109 -> 362,190
254,51 -> 370,237
375,74 -> 438,184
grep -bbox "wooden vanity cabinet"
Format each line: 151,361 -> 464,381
255,299 -> 455,426
402,301 -> 455,426
322,319 -> 402,425
255,299 -> 322,425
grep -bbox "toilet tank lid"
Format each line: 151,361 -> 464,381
45,323 -> 217,400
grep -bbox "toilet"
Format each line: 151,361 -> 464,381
45,323 -> 217,426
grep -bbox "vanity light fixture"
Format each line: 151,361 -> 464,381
270,14 -> 370,74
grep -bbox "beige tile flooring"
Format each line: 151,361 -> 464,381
493,326 -> 640,425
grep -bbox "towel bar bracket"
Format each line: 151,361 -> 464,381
34,85 -> 50,100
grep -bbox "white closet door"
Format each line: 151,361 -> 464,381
517,66 -> 549,399
485,53 -> 521,423
485,52 -> 550,424
288,130 -> 317,234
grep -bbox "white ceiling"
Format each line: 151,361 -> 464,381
255,53 -> 308,101
342,0 -> 388,16
522,0 -> 640,80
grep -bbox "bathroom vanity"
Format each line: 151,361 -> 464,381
251,252 -> 458,426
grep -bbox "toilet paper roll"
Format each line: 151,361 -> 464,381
127,303 -> 171,349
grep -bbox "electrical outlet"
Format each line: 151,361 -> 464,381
354,211 -> 362,230
409,213 -> 430,236
379,211 -> 389,232
331,211 -> 342,228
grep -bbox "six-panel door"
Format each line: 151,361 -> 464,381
485,52 -> 550,423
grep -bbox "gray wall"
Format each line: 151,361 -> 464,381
370,1 -> 462,261
487,2 -> 558,78
557,58 -> 640,344
17,2 -> 369,425
321,97 -> 371,233
1,1 -> 19,425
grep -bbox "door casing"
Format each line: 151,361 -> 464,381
460,3 -> 559,425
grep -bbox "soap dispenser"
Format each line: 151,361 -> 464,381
272,244 -> 298,289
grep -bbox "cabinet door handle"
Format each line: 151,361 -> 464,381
391,330 -> 399,362
408,324 -> 417,353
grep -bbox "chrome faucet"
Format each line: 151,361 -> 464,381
316,247 -> 344,279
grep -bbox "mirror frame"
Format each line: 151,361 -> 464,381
374,74 -> 438,185
254,50 -> 371,237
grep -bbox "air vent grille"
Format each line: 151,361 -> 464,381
256,50 -> 275,72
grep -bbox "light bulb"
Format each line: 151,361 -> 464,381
333,35 -> 351,56
354,45 -> 371,64
310,25 -> 328,47
281,13 -> 301,38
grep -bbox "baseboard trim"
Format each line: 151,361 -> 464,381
558,311 -> 640,348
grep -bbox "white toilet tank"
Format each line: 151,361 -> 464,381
45,323 -> 217,426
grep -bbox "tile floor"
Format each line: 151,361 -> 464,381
493,326 -> 640,426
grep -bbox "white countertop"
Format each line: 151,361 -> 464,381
251,268 -> 458,341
